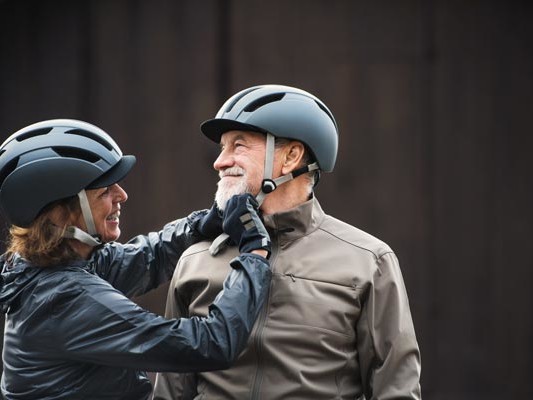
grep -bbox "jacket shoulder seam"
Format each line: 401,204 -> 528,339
180,244 -> 211,260
317,227 -> 392,260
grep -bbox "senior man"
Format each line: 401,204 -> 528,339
153,84 -> 422,399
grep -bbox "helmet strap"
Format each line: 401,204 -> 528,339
255,133 -> 276,206
255,132 -> 319,206
77,189 -> 98,235
60,190 -> 102,247
62,225 -> 102,247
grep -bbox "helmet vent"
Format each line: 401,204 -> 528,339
65,129 -> 114,151
225,87 -> 259,113
244,93 -> 285,113
314,100 -> 337,127
53,146 -> 101,163
0,157 -> 19,186
15,128 -> 53,142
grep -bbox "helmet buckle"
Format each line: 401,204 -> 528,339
261,179 -> 277,193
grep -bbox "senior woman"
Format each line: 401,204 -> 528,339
0,119 -> 271,399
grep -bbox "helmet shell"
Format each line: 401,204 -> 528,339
201,85 -> 339,172
0,119 -> 135,227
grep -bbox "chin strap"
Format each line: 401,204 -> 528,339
77,190 -> 97,235
255,133 -> 319,206
60,190 -> 102,247
209,133 -> 319,256
62,225 -> 102,247
254,133 -> 277,206
255,162 -> 319,206
209,232 -> 230,256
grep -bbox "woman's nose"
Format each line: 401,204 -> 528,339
113,184 -> 128,203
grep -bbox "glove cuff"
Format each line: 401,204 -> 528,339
240,239 -> 272,259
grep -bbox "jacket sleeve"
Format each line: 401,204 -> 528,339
89,210 -> 207,298
51,253 -> 271,373
356,252 -> 422,400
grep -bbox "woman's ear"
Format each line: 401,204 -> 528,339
281,141 -> 305,175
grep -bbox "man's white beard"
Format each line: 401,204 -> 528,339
215,167 -> 253,211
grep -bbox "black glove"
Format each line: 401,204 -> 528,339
223,193 -> 271,257
190,203 -> 223,239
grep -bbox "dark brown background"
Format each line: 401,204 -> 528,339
0,1 -> 532,399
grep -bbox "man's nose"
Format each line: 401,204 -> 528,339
213,150 -> 234,171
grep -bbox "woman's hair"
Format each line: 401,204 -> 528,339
5,196 -> 83,267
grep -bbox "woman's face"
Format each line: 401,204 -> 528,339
81,184 -> 128,243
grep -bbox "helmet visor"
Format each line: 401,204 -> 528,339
86,155 -> 136,189
201,119 -> 267,143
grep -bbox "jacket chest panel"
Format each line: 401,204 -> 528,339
267,271 -> 360,338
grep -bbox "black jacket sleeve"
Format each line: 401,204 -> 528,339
51,253 -> 271,372
89,211 -> 207,298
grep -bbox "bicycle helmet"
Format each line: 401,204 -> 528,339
201,84 -> 338,172
201,85 -> 339,254
0,119 -> 135,245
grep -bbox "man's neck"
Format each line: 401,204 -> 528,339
260,179 -> 311,215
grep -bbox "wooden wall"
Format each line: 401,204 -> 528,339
0,1 -> 532,398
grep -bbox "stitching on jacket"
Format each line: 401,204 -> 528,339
179,244 -> 211,260
317,227 -> 393,261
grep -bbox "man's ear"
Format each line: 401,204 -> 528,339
281,141 -> 305,175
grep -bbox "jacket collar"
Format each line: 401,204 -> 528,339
263,196 -> 325,245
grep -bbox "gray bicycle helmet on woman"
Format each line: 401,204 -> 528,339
0,119 -> 135,246
201,84 -> 339,204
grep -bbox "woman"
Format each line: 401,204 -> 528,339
0,119 -> 271,399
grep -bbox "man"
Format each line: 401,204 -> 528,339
153,85 -> 422,399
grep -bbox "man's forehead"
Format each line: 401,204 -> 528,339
220,130 -> 265,144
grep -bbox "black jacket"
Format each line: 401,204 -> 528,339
0,213 -> 271,399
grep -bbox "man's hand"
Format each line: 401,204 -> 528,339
223,194 -> 271,258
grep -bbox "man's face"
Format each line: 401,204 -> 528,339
213,130 -> 266,210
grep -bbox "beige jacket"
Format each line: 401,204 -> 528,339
153,197 -> 421,399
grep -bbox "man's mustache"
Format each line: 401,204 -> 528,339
219,167 -> 245,179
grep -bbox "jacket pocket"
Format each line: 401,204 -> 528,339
268,272 -> 361,337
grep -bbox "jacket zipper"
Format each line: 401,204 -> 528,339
250,234 -> 279,399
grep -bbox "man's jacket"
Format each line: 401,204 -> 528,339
0,213 -> 271,400
154,198 -> 422,399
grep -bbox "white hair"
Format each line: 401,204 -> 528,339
214,167 -> 250,211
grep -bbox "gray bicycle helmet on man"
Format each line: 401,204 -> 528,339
201,84 -> 339,254
0,119 -> 135,246
201,84 -> 339,204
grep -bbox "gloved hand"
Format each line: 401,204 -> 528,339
223,193 -> 271,258
190,203 -> 223,239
